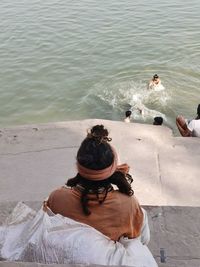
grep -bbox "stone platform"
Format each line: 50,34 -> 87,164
0,119 -> 200,266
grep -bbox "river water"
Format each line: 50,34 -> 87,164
0,0 -> 200,134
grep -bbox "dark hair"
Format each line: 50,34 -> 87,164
77,125 -> 114,170
125,110 -> 132,118
67,125 -> 134,215
153,74 -> 159,80
153,116 -> 163,125
67,172 -> 133,216
197,104 -> 200,118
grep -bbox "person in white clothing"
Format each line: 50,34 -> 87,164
176,104 -> 200,137
187,119 -> 200,137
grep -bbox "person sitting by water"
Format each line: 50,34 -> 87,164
0,125 -> 157,266
124,110 -> 132,123
46,124 -> 157,266
153,116 -> 163,125
176,104 -> 200,137
148,74 -> 161,89
47,125 -> 142,240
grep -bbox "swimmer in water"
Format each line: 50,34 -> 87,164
153,116 -> 163,125
124,110 -> 132,123
148,74 -> 161,89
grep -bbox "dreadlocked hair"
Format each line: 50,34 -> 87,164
66,171 -> 133,216
109,171 -> 134,196
77,125 -> 114,170
67,124 -> 134,216
87,124 -> 112,144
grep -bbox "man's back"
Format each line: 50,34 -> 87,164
47,186 -> 143,241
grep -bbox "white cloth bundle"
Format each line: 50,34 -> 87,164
0,202 -> 157,267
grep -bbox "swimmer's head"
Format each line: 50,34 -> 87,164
153,116 -> 163,125
153,74 -> 159,80
125,110 -> 132,118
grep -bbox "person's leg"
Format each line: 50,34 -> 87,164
176,115 -> 190,136
176,115 -> 187,130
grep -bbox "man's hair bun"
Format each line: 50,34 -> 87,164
87,125 -> 112,144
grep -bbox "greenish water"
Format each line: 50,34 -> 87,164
0,0 -> 200,134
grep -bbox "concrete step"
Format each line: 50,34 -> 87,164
1,202 -> 200,267
1,120 -> 200,267
0,261 -> 200,267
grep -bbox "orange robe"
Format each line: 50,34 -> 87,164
47,186 -> 143,241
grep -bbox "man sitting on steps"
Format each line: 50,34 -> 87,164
176,104 -> 200,137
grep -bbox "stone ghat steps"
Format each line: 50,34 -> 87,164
0,260 -> 200,267
1,201 -> 200,267
0,119 -> 200,207
1,120 -> 200,266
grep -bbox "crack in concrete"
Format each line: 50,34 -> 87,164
156,152 -> 162,187
154,254 -> 200,260
0,145 -> 79,156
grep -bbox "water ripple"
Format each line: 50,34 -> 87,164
0,0 -> 200,130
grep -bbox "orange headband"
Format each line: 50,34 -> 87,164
77,147 -> 130,181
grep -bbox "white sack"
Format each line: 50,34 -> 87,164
0,202 -> 157,267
